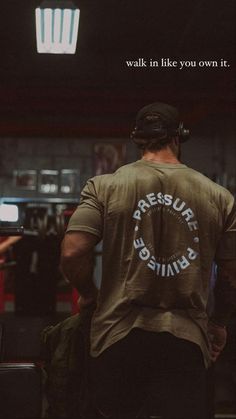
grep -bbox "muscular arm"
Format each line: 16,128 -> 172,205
211,259 -> 236,326
208,259 -> 236,362
60,231 -> 99,300
0,236 -> 22,255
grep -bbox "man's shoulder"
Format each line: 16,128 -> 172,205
90,162 -> 139,184
187,167 -> 232,197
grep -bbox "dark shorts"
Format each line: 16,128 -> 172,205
90,329 -> 207,419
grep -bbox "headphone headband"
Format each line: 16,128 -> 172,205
131,121 -> 190,144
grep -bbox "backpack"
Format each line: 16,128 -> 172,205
41,307 -> 95,419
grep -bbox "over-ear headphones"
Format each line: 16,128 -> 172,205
131,118 -> 190,144
176,122 -> 190,142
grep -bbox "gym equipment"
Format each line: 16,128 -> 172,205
0,362 -> 42,418
0,322 -> 4,361
0,226 -> 24,236
55,213 -> 65,238
0,200 -> 77,316
2,315 -> 49,360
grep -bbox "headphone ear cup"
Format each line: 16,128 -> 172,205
178,122 -> 190,142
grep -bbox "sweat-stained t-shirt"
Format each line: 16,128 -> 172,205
66,159 -> 236,367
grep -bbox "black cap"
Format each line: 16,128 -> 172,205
136,102 -> 180,128
131,102 -> 190,144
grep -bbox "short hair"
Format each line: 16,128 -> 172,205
132,114 -> 176,150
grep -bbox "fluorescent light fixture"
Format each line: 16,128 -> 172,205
35,1 -> 80,54
0,204 -> 19,222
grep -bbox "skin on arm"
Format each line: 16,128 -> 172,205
208,259 -> 236,362
0,236 -> 22,255
60,231 -> 99,308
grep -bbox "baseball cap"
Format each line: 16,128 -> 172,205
135,102 -> 180,128
131,101 -> 190,144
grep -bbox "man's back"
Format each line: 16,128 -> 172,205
68,159 -> 234,366
61,102 -> 236,419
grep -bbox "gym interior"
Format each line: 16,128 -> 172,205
0,1 -> 235,418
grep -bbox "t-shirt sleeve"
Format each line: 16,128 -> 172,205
216,198 -> 236,260
66,178 -> 103,239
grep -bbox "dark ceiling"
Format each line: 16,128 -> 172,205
0,0 -> 235,137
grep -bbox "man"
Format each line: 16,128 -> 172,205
61,102 -> 236,419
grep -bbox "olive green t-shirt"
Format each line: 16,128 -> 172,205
67,160 -> 236,367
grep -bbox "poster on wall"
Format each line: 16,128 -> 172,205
13,170 -> 37,190
94,143 -> 126,175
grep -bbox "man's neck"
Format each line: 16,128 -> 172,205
142,148 -> 181,164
